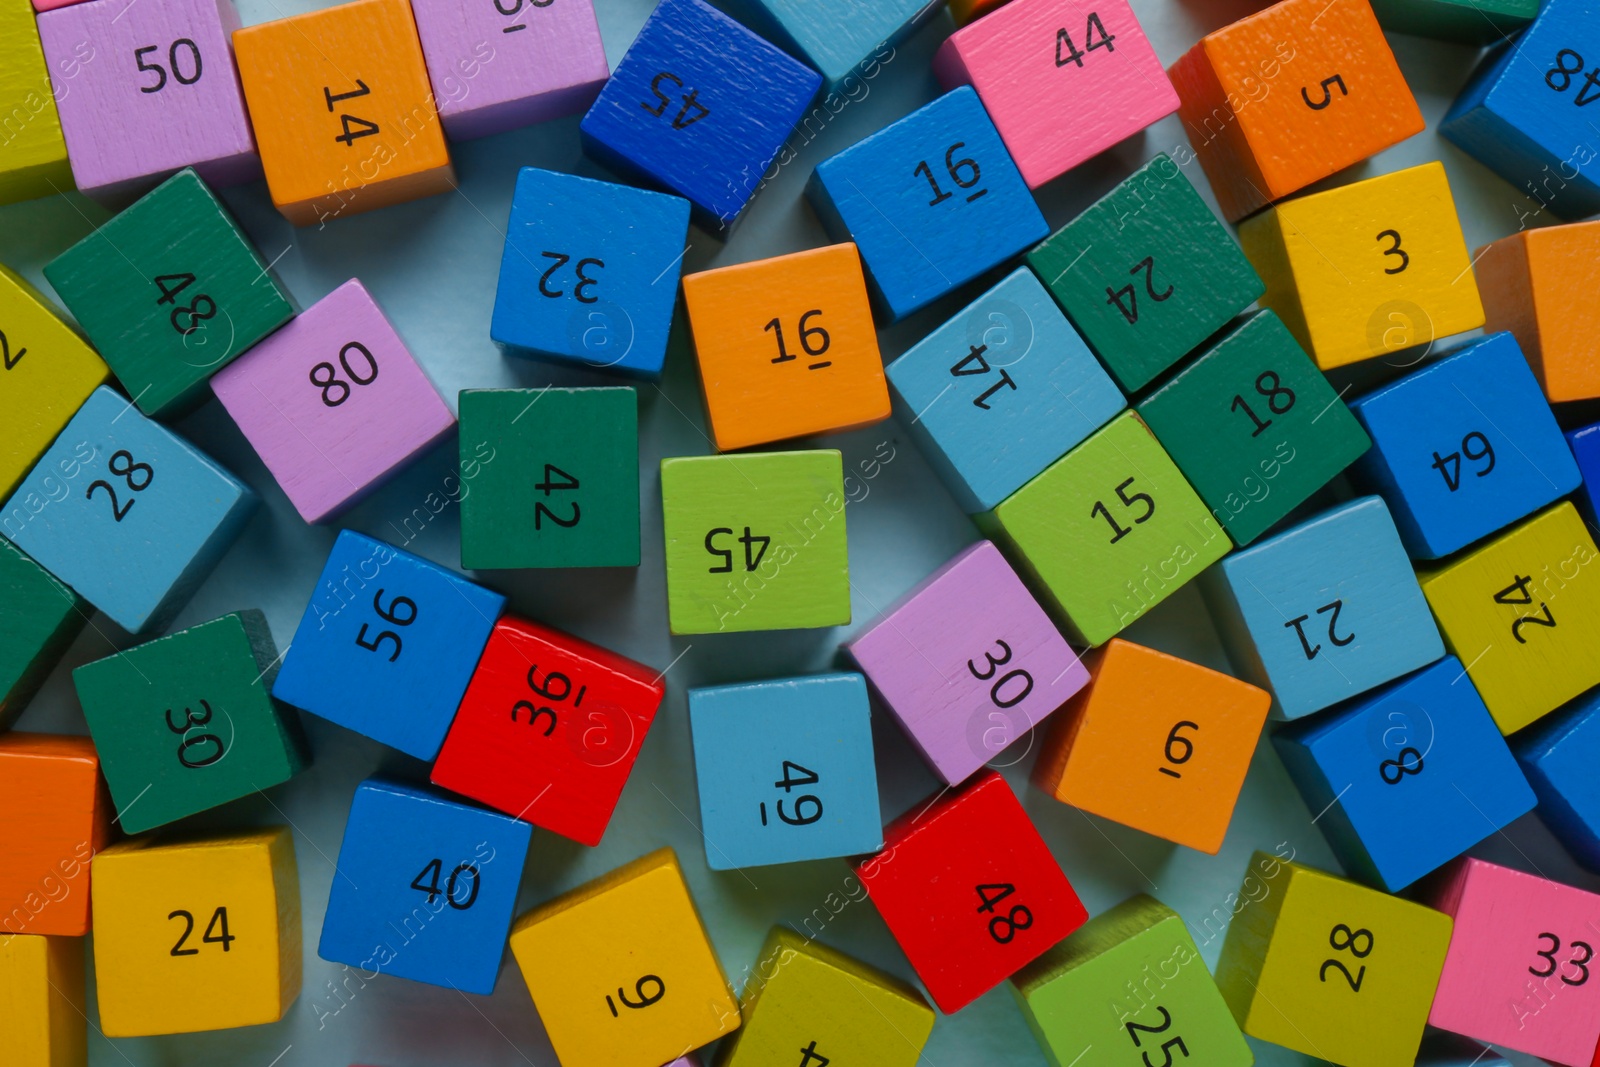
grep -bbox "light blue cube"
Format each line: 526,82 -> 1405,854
0,385 -> 255,633
808,87 -> 1047,321
725,0 -> 939,87
887,268 -> 1123,512
1515,689 -> 1600,873
1201,496 -> 1445,720
688,672 -> 881,870
1350,332 -> 1580,559
1275,657 -> 1535,891
490,167 -> 691,380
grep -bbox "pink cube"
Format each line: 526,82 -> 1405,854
411,0 -> 609,141
933,0 -> 1177,188
1428,857 -> 1600,1066
846,540 -> 1088,785
211,279 -> 456,524
37,0 -> 259,201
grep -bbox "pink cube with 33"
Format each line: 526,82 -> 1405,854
410,0 -> 609,141
36,0 -> 258,201
933,0 -> 1178,188
846,540 -> 1088,785
210,279 -> 456,523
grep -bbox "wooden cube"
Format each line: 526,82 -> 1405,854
1474,220 -> 1600,403
1427,858 -> 1600,1066
1238,162 -> 1483,371
1442,0 -> 1600,220
318,780 -> 532,994
1169,0 -> 1424,221
846,540 -> 1088,786
579,0 -> 820,231
92,827 -> 300,1036
718,927 -> 934,1067
1571,422 -> 1600,526
1351,332 -> 1581,559
431,615 -> 665,847
508,848 -> 739,1067
1034,639 -> 1269,854
1275,657 -> 1534,891
72,610 -> 308,834
1026,153 -> 1264,392
410,0 -> 606,140
1202,497 -> 1444,719
233,0 -> 456,226
934,0 -> 1177,189
0,543 -> 85,728
1214,851 -> 1452,1067
0,262 -> 109,500
1516,690 -> 1600,872
0,934 -> 84,1067
885,268 -> 1123,513
730,0 -> 931,87
1417,502 -> 1600,735
1368,0 -> 1535,43
1138,310 -> 1371,546
855,770 -> 1088,1013
489,167 -> 690,378
1,385 -> 257,634
688,673 -> 880,869
458,387 -> 639,569
1011,894 -> 1251,1067
271,530 -> 505,760
37,0 -> 258,202
0,0 -> 72,204
683,243 -> 887,451
808,88 -> 1047,321
978,411 -> 1231,647
660,451 -> 849,635
211,278 -> 455,523
0,734 -> 108,937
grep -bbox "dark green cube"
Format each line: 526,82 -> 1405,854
43,168 -> 294,418
1137,310 -> 1371,546
459,387 -> 641,569
1026,154 -> 1264,393
0,541 -> 86,729
71,609 -> 309,833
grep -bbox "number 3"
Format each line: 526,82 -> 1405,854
1377,230 -> 1409,274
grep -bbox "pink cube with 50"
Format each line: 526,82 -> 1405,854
410,0 -> 609,141
846,540 -> 1087,785
1427,857 -> 1600,1066
933,0 -> 1177,188
36,0 -> 258,200
211,279 -> 456,524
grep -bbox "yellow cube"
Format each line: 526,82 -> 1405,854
509,848 -> 739,1067
1215,851 -> 1451,1067
0,0 -> 73,204
1239,162 -> 1484,370
717,927 -> 933,1067
1418,502 -> 1600,735
0,263 -> 109,501
91,828 -> 301,1037
0,934 -> 84,1067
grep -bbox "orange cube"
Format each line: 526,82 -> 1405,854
233,0 -> 455,227
1474,220 -> 1600,403
1034,640 -> 1270,853
0,734 -> 110,936
683,243 -> 889,452
1167,0 -> 1423,222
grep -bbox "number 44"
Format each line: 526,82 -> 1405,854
1056,13 -> 1116,68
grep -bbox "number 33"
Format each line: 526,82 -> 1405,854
1531,932 -> 1592,986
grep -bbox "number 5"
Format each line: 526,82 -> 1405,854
1302,74 -> 1347,110
1115,477 -> 1155,523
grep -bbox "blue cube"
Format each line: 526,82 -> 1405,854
724,0 -> 937,87
272,531 -> 504,760
1442,0 -> 1600,220
0,385 -> 255,633
808,87 -> 1048,321
579,0 -> 821,231
887,267 -> 1123,512
1201,496 -> 1445,720
490,168 -> 691,380
1350,333 -> 1580,559
1515,690 -> 1600,873
1275,657 -> 1535,891
318,779 -> 532,994
688,672 -> 881,869
1567,421 -> 1600,526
